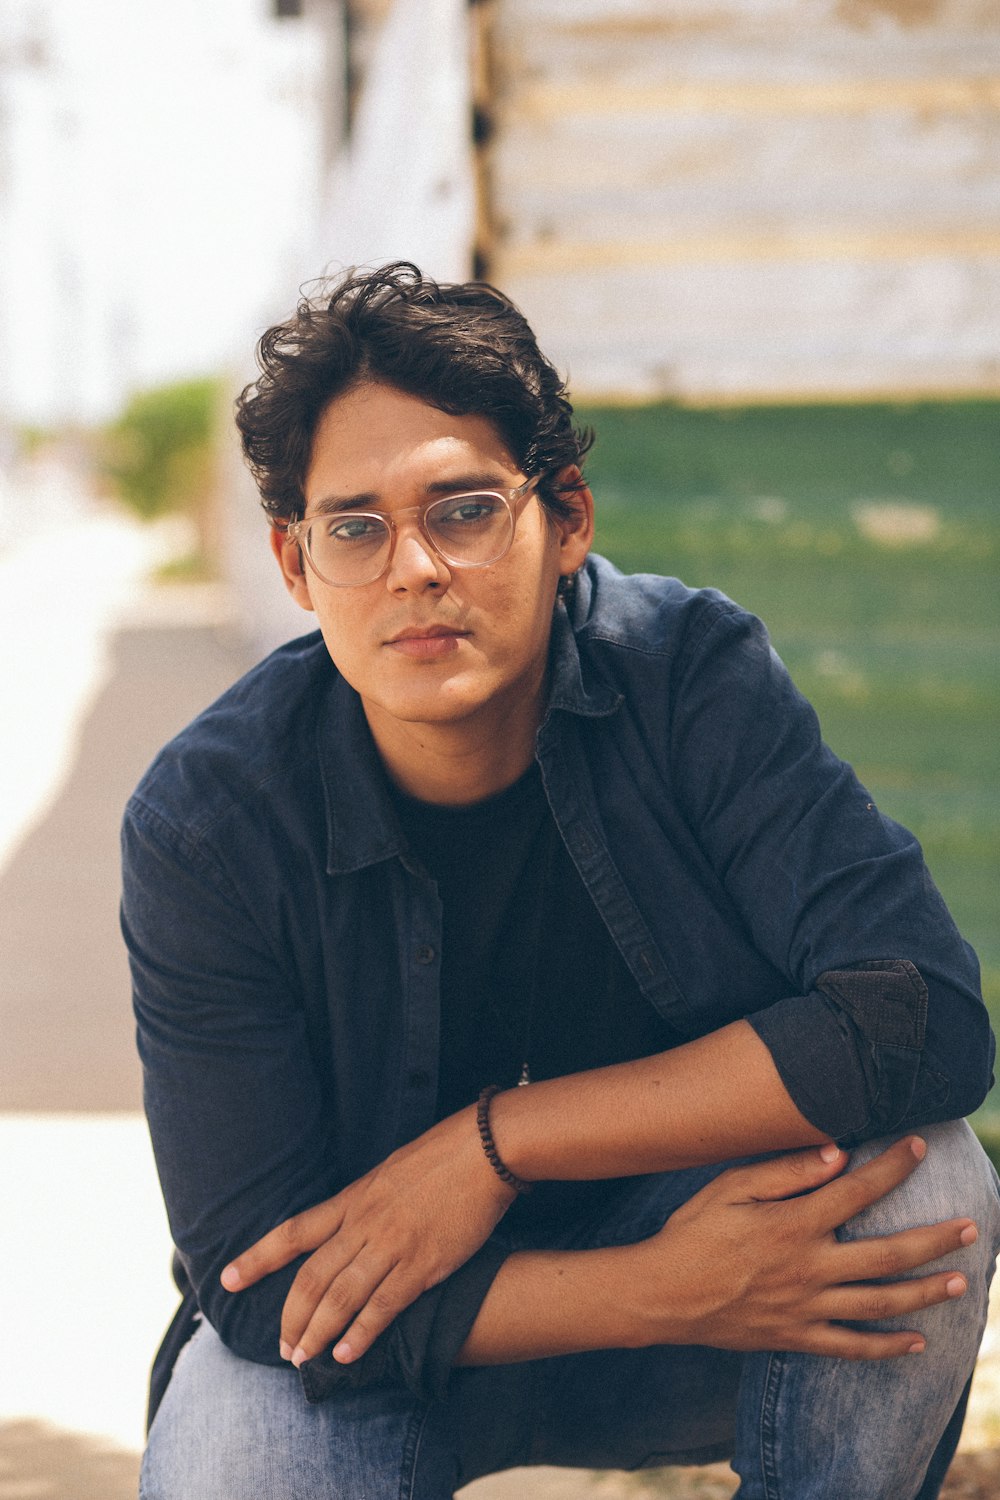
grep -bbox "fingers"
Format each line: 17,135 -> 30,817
280,1239 -> 381,1362
802,1323 -> 930,1361
804,1136 -> 927,1232
825,1267 -> 969,1326
834,1217 -> 978,1284
221,1199 -> 345,1292
726,1141 -> 849,1204
330,1264 -> 419,1365
283,1254 -> 420,1368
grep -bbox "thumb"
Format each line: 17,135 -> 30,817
728,1142 -> 848,1204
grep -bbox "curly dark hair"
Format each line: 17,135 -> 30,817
235,262 -> 593,524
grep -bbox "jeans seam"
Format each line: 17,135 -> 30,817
399,1404 -> 432,1500
758,1351 -> 783,1500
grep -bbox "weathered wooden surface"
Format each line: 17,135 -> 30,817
487,0 -> 1000,399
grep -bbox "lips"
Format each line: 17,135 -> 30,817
384,624 -> 470,659
387,625 -> 468,644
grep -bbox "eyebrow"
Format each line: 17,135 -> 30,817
309,473 -> 515,516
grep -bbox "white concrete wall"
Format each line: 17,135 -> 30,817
488,0 -> 1000,400
0,0 -> 333,426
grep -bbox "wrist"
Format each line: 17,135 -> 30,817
457,1100 -> 519,1211
604,1238 -> 672,1350
486,1081 -> 533,1183
459,1242 -> 660,1364
477,1085 -> 532,1195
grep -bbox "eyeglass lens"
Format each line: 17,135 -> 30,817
305,493 -> 514,585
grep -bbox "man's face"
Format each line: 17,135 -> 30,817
271,382 -> 592,748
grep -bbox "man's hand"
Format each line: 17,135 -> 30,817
457,1135 -> 979,1368
220,1105 -> 515,1368
638,1136 -> 978,1359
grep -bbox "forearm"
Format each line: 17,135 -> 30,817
491,1018 -> 826,1186
457,1137 -> 977,1371
456,1243 -> 651,1366
457,1024 -> 825,1365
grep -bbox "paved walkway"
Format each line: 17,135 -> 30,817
1,505 -> 996,1498
0,500 -> 253,1471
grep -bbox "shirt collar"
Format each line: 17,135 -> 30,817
318,675 -> 407,875
543,585 -> 623,721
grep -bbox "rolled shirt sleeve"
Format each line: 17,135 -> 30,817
669,599 -> 994,1145
748,959 -> 939,1145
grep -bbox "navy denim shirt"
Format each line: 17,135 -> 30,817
122,556 -> 994,1403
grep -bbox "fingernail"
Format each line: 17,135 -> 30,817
819,1143 -> 841,1163
333,1340 -> 352,1364
909,1137 -> 927,1161
908,1340 -> 925,1354
279,1341 -> 293,1361
220,1265 -> 241,1290
960,1224 -> 978,1246
946,1276 -> 967,1298
291,1346 -> 307,1368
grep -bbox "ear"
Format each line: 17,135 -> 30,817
549,465 -> 595,578
269,523 -> 315,613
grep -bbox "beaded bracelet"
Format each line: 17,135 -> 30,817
476,1084 -> 532,1195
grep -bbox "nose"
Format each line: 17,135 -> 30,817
384,519 -> 451,594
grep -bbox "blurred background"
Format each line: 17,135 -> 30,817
0,1 -> 997,1496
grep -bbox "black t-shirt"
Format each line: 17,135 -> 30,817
391,763 -> 680,1224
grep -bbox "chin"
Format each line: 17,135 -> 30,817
389,693 -> 485,725
382,672 -> 499,722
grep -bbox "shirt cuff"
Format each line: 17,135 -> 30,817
747,959 -> 928,1147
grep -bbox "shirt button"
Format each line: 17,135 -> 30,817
414,944 -> 436,965
408,1070 -> 431,1089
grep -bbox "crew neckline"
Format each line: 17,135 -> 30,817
390,761 -> 542,822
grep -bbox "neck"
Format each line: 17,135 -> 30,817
364,700 -> 542,806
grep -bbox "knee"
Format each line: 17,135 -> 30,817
140,1323 -> 316,1500
846,1121 -> 998,1231
840,1120 -> 1000,1294
141,1319 -> 424,1500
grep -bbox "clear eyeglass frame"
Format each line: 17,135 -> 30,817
280,475 -> 540,588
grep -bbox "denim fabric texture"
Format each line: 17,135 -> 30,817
121,556 -> 995,1413
140,1120 -> 1000,1499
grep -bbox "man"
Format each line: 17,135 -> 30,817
123,263 -> 999,1499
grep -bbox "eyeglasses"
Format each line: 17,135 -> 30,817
281,476 -> 539,588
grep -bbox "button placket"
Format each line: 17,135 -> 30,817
394,863 -> 443,1143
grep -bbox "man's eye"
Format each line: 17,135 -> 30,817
437,495 -> 501,525
327,517 -> 383,543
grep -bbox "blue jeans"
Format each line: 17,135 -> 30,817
142,1120 -> 1000,1500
